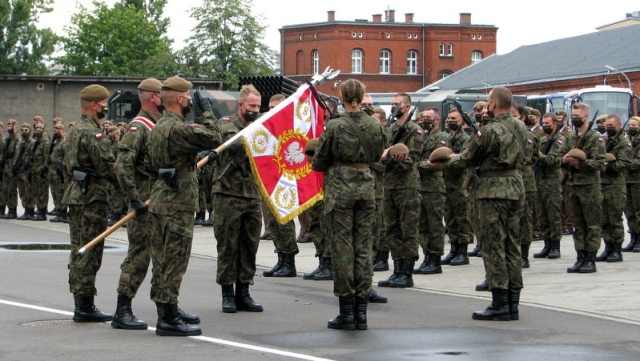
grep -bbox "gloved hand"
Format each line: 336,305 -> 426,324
12,165 -> 18,176
197,151 -> 208,161
193,90 -> 212,113
207,150 -> 218,163
130,198 -> 148,216
40,165 -> 48,178
55,163 -> 63,175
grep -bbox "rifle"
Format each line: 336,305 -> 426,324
534,126 -> 559,179
451,100 -> 481,137
563,110 -> 600,185
388,99 -> 423,145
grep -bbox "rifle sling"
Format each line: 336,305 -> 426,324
344,115 -> 374,166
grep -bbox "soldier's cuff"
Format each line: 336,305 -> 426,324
127,189 -> 140,202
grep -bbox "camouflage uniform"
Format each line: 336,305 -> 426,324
624,133 -> 640,248
211,114 -> 262,286
448,112 -> 526,291
148,110 -> 222,304
0,131 -> 5,212
443,128 -> 471,260
308,199 -> 329,257
371,160 -> 386,267
16,132 -> 35,214
312,110 -> 385,299
520,130 -> 540,262
30,131 -> 51,216
108,137 -> 126,220
63,113 -> 116,296
47,133 -> 67,219
558,126 -> 575,232
2,130 -> 19,213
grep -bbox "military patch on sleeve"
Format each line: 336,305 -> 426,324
628,142 -> 633,147
96,133 -> 103,139
527,139 -> 533,144
221,117 -> 231,122
440,140 -> 446,145
557,140 -> 563,145
129,126 -> 137,132
598,138 -> 604,143
100,142 -> 110,152
416,130 -> 423,135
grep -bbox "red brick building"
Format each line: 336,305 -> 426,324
279,10 -> 497,95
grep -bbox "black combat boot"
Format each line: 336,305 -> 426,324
622,232 -> 638,252
177,307 -> 200,324
355,296 -> 368,330
235,283 -> 263,312
547,240 -> 561,259
221,285 -> 237,313
111,294 -> 147,330
73,294 -> 113,322
595,243 -> 611,262
634,239 -> 640,253
417,253 -> 442,274
264,252 -> 284,277
441,243 -> 459,265
468,243 -> 481,257
475,278 -> 490,291
378,259 -> 401,287
303,256 -> 322,280
389,260 -> 414,288
193,211 -> 205,226
327,297 -> 356,330
59,209 -> 69,223
450,243 -> 469,266
32,208 -> 47,221
313,257 -> 332,280
567,251 -> 585,273
107,212 -> 115,226
368,289 -> 388,303
201,212 -> 213,226
533,240 -> 550,258
47,208 -> 58,216
521,243 -> 530,269
472,289 -> 511,321
0,205 -> 5,218
50,209 -> 66,223
155,302 -> 201,336
508,288 -> 521,321
4,207 -> 17,219
579,251 -> 597,273
606,243 -> 623,263
373,250 -> 389,271
413,253 -> 430,273
18,208 -> 34,220
272,253 -> 296,277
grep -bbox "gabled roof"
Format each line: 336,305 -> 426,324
421,24 -> 640,91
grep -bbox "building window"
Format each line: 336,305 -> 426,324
352,32 -> 357,37
299,34 -> 303,40
439,43 -> 445,56
406,51 -> 418,74
447,43 -> 453,56
312,50 -> 320,74
471,51 -> 483,64
379,50 -> 391,74
313,33 -> 317,39
438,70 -> 453,79
472,34 -> 476,40
478,35 -> 482,40
358,32 -> 363,38
386,33 -> 391,39
352,49 -> 363,74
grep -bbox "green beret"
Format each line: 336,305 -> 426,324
34,123 -> 45,130
530,109 -> 541,117
53,124 -> 64,130
429,147 -> 453,162
138,78 -> 162,93
21,123 -> 32,131
162,76 -> 192,92
566,149 -> 587,161
0,121 -> 4,128
305,138 -> 320,155
80,84 -> 110,101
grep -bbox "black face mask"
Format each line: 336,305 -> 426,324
597,125 -> 606,133
34,132 -> 43,139
243,110 -> 258,122
390,106 -> 404,119
481,116 -> 492,126
449,123 -> 459,131
543,125 -> 554,134
21,132 -> 30,139
8,128 -> 14,135
572,117 -> 584,127
606,127 -> 617,137
96,105 -> 108,119
53,133 -> 62,139
475,113 -> 482,122
629,128 -> 639,136
361,106 -> 374,116
181,99 -> 193,116
557,121 -> 564,128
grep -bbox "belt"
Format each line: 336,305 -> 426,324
424,170 -> 443,177
480,169 -> 518,178
522,165 -> 532,171
333,161 -> 369,169
177,171 -> 197,179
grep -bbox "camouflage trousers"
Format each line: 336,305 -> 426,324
536,174 -> 563,241
567,184 -> 602,252
109,184 -> 125,213
2,170 -> 17,208
520,191 -> 536,248
198,172 -> 213,213
419,191 -> 446,255
384,188 -> 421,261
30,169 -> 49,210
267,216 -> 298,254
601,183 -> 626,245
325,198 -> 375,299
373,197 -> 386,254
117,209 -> 153,298
213,193 -> 261,286
17,173 -> 33,209
624,182 -> 640,234
308,200 -> 330,257
68,202 -> 107,296
444,187 -> 469,245
149,211 -> 193,304
48,171 -> 66,210
478,196 -> 525,291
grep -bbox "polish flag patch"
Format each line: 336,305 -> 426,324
95,133 -> 103,139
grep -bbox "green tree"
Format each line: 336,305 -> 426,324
56,0 -> 176,77
118,0 -> 169,35
178,0 -> 277,90
0,0 -> 58,75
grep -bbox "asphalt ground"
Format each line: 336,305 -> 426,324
1,208 -> 640,361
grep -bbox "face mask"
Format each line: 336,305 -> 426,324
475,113 -> 482,122
572,117 -> 584,127
557,121 -> 564,128
390,106 -> 404,119
34,132 -> 43,139
181,98 -> 193,116
96,105 -> 108,119
543,126 -> 553,134
21,132 -> 30,139
157,104 -> 166,114
419,120 -> 433,131
481,116 -> 492,125
597,125 -> 606,133
108,135 -> 116,141
526,118 -> 536,127
486,104 -> 495,118
243,110 -> 258,122
361,106 -> 374,116
53,133 -> 61,139
606,127 -> 617,137
8,128 -> 14,135
449,123 -> 459,131
629,128 -> 639,136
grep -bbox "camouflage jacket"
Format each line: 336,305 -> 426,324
2,133 -> 19,172
30,135 -> 51,174
626,134 -> 640,184
47,136 -> 65,177
448,112 -> 526,200
312,111 -> 385,201
417,128 -> 450,193
443,128 -> 471,190
15,136 -> 35,176
559,129 -> 605,186
62,113 -> 116,205
148,110 -> 222,214
382,120 -> 423,190
601,130 -> 631,185
522,130 -> 540,192
535,131 -> 565,179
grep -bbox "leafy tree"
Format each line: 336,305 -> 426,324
0,0 -> 58,75
118,0 -> 169,35
56,0 -> 176,77
178,0 -> 277,90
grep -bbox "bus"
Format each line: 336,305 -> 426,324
526,93 -> 568,115
563,85 -> 638,127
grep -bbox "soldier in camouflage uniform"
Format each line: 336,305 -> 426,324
147,76 -> 222,336
312,79 -> 385,331
48,124 -> 68,223
442,108 -> 471,266
106,126 -> 125,226
519,110 -> 540,268
560,102 -> 606,273
194,154 -> 214,226
447,87 -> 527,321
29,123 -> 51,220
557,110 -> 575,236
533,113 -> 565,260
212,84 -> 264,314
595,113 -> 631,263
1,119 -> 19,219
0,121 -> 5,217
377,92 -> 423,289
414,108 -> 450,275
63,84 -> 115,323
623,117 -> 640,252
15,123 -> 35,220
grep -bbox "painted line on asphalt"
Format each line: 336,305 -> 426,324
0,298 -> 335,361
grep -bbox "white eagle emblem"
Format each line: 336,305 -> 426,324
284,141 -> 306,165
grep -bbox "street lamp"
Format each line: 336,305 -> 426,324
605,65 -> 632,89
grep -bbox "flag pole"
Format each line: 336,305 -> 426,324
77,68 -> 340,255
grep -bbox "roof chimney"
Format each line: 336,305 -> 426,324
405,13 -> 414,23
385,9 -> 395,23
372,13 -> 382,23
328,10 -> 335,21
460,13 -> 471,25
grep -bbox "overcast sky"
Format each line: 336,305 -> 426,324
40,0 -> 637,55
